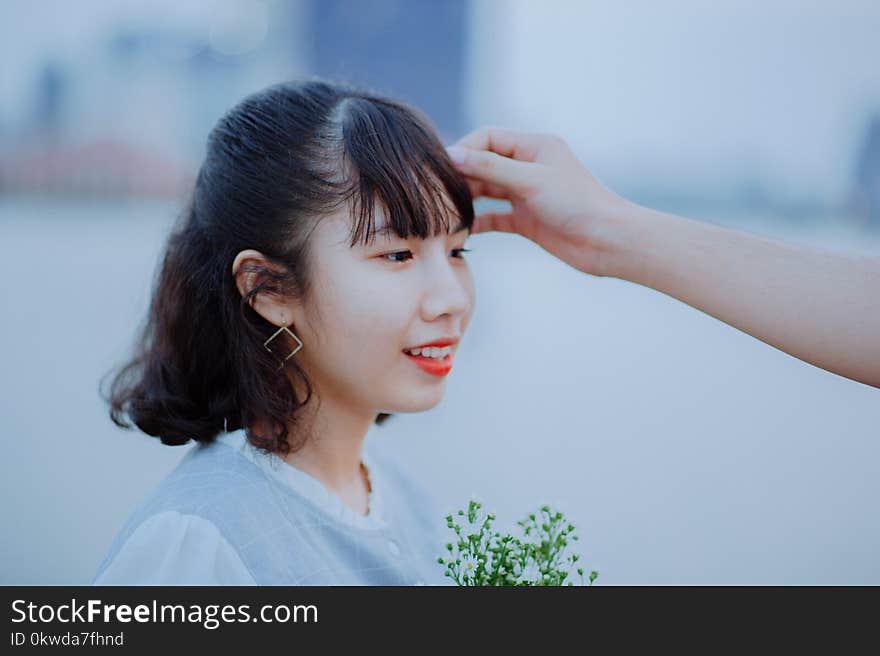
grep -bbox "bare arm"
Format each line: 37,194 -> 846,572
446,127 -> 880,389
611,204 -> 880,388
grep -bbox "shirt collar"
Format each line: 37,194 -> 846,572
213,428 -> 389,531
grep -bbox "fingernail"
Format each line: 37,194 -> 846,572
446,145 -> 467,166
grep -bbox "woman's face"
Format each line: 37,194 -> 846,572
287,203 -> 475,417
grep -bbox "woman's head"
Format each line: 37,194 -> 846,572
105,78 -> 475,455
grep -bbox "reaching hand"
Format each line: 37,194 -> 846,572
446,126 -> 634,276
446,125 -> 880,389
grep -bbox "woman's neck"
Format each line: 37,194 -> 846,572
258,395 -> 376,516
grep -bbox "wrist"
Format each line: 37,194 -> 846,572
597,203 -> 716,290
589,199 -> 663,281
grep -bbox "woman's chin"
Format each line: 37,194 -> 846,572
384,389 -> 445,414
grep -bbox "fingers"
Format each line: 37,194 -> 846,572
450,126 -> 547,163
447,125 -> 561,198
446,146 -> 538,197
470,211 -> 518,236
463,177 -> 514,202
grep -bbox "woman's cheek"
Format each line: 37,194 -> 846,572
464,272 -> 477,316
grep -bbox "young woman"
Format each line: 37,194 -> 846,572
92,79 -> 475,585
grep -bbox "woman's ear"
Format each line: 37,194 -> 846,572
231,249 -> 290,326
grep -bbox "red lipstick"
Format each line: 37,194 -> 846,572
402,337 -> 458,376
404,350 -> 453,376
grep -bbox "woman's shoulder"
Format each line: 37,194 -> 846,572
92,435 -> 275,585
143,434 -> 274,509
92,510 -> 256,585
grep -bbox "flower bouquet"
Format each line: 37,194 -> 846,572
437,498 -> 599,586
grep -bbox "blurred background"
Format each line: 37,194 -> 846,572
1,0 -> 878,585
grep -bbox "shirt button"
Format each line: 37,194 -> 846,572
387,539 -> 401,556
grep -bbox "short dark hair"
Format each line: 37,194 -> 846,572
102,78 -> 474,455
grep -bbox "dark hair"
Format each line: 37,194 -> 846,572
102,78 -> 474,456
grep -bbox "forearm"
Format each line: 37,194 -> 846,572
602,204 -> 880,388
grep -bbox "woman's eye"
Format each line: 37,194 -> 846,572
383,250 -> 414,263
381,248 -> 471,263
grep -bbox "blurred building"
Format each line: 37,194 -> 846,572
0,0 -> 469,200
309,0 -> 467,143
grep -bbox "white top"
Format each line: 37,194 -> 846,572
93,430 -> 444,585
93,510 -> 259,585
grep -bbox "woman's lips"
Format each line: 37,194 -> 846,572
403,351 -> 453,376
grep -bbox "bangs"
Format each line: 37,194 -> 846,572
333,96 -> 474,248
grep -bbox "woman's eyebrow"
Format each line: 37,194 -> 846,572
370,219 -> 469,240
371,225 -> 400,239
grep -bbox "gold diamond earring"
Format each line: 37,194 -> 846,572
264,320 -> 303,370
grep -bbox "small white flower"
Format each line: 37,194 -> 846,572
460,555 -> 478,580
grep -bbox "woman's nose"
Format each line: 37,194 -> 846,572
421,254 -> 473,320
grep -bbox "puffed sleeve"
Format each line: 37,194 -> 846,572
92,510 -> 257,585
